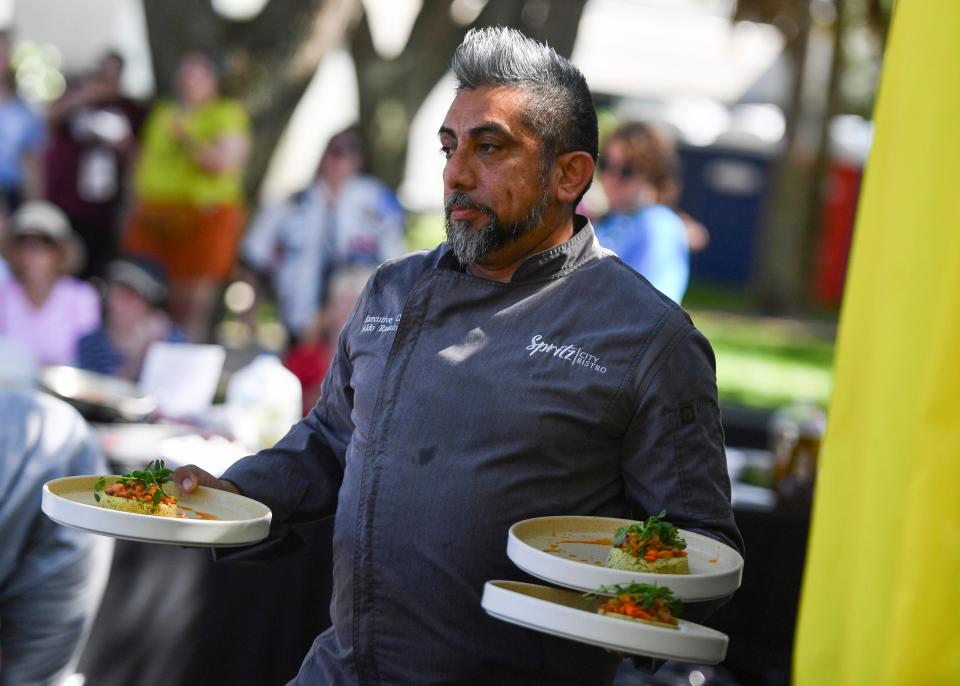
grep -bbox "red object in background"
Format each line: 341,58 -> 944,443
283,341 -> 332,416
813,161 -> 863,307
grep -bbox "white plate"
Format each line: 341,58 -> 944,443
482,580 -> 728,664
507,516 -> 743,601
42,475 -> 271,547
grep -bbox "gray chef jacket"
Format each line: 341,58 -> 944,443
221,218 -> 743,686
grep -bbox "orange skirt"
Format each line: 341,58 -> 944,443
123,201 -> 245,280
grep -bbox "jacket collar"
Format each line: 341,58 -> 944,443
437,215 -> 602,282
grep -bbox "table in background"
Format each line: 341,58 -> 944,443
78,517 -> 334,686
709,502 -> 811,686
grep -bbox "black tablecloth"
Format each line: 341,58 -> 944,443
78,518 -> 334,686
709,503 -> 811,686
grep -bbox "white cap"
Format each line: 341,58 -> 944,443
10,201 -> 86,274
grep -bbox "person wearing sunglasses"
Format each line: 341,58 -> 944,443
596,122 -> 690,303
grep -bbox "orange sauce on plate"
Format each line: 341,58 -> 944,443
178,505 -> 220,521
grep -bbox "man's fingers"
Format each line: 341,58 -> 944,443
173,465 -> 215,493
173,465 -> 240,495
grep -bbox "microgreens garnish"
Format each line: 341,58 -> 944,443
613,510 -> 686,550
584,582 -> 683,616
93,476 -> 106,502
97,459 -> 174,505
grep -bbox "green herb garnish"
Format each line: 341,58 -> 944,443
102,459 -> 174,503
613,510 -> 686,550
93,476 -> 107,502
584,582 -> 683,616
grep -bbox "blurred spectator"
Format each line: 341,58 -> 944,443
0,210 -> 10,282
0,384 -> 113,686
284,264 -> 375,414
596,122 -> 690,303
46,51 -> 146,280
0,32 -> 45,211
123,50 -> 250,342
0,201 -> 99,365
76,255 -> 185,381
242,126 -> 405,343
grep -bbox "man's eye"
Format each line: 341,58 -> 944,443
440,146 -> 453,159
478,143 -> 499,153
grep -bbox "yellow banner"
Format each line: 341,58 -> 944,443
794,3 -> 960,685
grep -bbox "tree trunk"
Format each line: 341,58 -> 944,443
802,0 -> 847,304
141,0 -> 587,198
140,0 -> 358,202
351,0 -> 589,189
749,3 -> 815,313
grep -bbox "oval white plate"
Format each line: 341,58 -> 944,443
507,516 -> 743,601
42,475 -> 271,547
482,580 -> 728,664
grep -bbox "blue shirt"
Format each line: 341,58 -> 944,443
0,388 -> 113,686
595,204 -> 690,303
76,326 -> 187,378
0,97 -> 44,190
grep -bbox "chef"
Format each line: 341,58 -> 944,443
176,26 -> 742,685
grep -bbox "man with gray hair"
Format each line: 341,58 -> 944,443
176,27 -> 741,684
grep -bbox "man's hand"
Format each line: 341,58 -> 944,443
173,464 -> 240,495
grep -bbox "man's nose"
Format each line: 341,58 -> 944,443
444,150 -> 476,192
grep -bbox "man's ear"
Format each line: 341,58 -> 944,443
554,151 -> 596,205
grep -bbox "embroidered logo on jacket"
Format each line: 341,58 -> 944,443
526,334 -> 607,374
362,313 -> 401,333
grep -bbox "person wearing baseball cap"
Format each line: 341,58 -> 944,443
76,254 -> 186,381
0,200 -> 100,365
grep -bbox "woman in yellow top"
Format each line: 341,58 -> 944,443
124,50 -> 250,341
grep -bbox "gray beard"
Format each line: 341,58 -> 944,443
443,189 -> 549,266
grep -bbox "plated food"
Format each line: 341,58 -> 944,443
481,580 -> 729,663
606,511 -> 689,574
588,582 -> 682,629
506,515 -> 743,601
44,474 -> 272,547
94,460 -> 177,517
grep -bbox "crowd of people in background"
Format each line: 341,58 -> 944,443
0,33 -> 708,410
123,50 -> 250,342
0,39 -> 416,404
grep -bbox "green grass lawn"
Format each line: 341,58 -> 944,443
689,308 -> 836,410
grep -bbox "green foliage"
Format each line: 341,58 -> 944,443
614,511 -> 686,550
688,308 -> 836,409
405,212 -> 446,252
93,476 -> 106,502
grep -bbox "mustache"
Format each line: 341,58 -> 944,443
444,192 -> 494,218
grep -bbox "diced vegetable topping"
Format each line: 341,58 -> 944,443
612,511 -> 688,560
94,459 -> 176,506
586,582 -> 682,625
